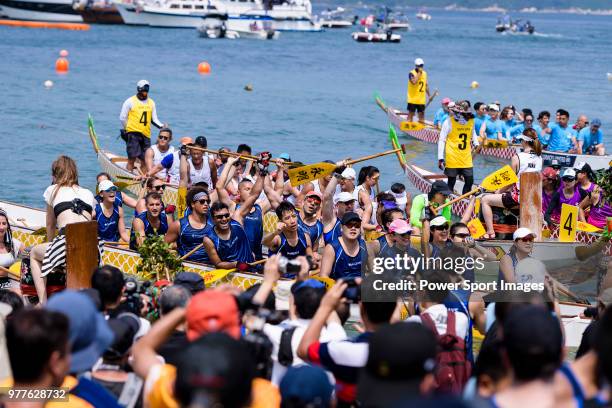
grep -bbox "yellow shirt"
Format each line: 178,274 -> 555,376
445,116 -> 474,168
406,69 -> 427,105
126,95 -> 155,137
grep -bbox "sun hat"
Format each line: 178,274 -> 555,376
430,180 -> 452,196
305,191 -> 323,201
430,216 -> 449,227
561,168 -> 576,179
388,219 -> 412,235
174,271 -> 205,295
341,167 -> 356,180
341,211 -> 361,225
488,104 -> 500,112
414,57 -> 424,66
334,192 -> 356,204
136,80 -> 150,91
441,97 -> 452,105
591,119 -> 601,127
46,290 -> 114,373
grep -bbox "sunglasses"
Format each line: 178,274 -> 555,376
306,197 -> 321,204
519,236 -> 534,242
158,136 -> 170,141
395,232 -> 412,238
153,185 -> 166,191
345,222 -> 361,229
453,233 -> 470,238
562,177 -> 575,182
214,213 -> 230,220
432,225 -> 449,231
197,199 -> 210,205
104,186 -> 118,193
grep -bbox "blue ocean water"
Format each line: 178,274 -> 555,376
1,9 -> 611,207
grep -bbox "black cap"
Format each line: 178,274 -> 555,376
431,180 -> 452,196
357,322 -> 437,405
174,272 -> 205,295
341,211 -> 361,225
195,136 -> 207,148
104,312 -> 140,359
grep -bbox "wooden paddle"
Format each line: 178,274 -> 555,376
114,180 -> 140,191
104,241 -> 129,246
180,243 -> 204,261
425,89 -> 439,109
435,165 -> 518,214
187,145 -> 258,162
288,145 -> 406,186
199,258 -> 267,285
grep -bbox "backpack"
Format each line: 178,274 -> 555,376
277,326 -> 297,367
420,311 -> 471,395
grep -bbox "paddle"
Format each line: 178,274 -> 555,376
0,265 -> 20,281
374,92 -> 388,113
287,145 -> 406,187
180,243 -> 204,261
434,165 -> 518,214
399,121 -> 437,132
114,180 -> 140,191
388,125 -> 407,168
576,221 -> 602,233
199,258 -> 267,286
104,241 -> 129,246
425,89 -> 439,109
187,146 -> 299,167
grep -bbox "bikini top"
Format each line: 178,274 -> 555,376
53,199 -> 93,218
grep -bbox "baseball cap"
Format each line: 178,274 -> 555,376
341,167 -> 356,180
591,118 -> 601,127
430,216 -> 449,227
194,136 -> 207,148
180,136 -> 194,145
561,168 -> 576,179
305,190 -> 323,201
574,162 -> 588,172
46,290 -> 114,373
431,180 -> 452,196
414,57 -> 424,66
441,97 -> 451,105
541,167 -> 557,179
513,227 -> 535,241
136,79 -> 150,91
551,159 -> 561,169
357,322 -> 436,405
488,104 -> 500,112
335,192 -> 356,204
280,365 -> 334,408
291,279 -> 326,295
341,211 -> 361,225
98,179 -> 116,192
105,312 -> 140,359
388,219 -> 412,235
279,152 -> 291,161
174,271 -> 205,295
186,291 -> 240,341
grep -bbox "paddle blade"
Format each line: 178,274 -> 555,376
481,165 -> 518,191
288,162 -> 336,186
32,227 -> 47,236
576,221 -> 602,233
200,268 -> 234,286
310,276 -> 336,289
483,139 -> 509,149
388,125 -> 407,168
399,121 -> 425,132
374,92 -> 387,112
177,186 -> 188,219
114,181 -> 137,191
467,218 -> 486,239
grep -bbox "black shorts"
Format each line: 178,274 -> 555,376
444,167 -> 474,179
407,103 -> 425,113
126,132 -> 151,160
501,191 -> 519,209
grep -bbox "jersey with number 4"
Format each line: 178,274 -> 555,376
445,117 -> 474,168
126,95 -> 155,137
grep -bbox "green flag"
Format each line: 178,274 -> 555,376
388,125 -> 406,168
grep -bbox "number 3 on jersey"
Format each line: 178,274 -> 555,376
457,133 -> 468,150
559,203 -> 577,242
139,111 -> 148,126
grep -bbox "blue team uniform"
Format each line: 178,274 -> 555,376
95,202 -> 120,242
177,216 -> 211,263
323,219 -> 342,245
237,204 -> 264,260
129,211 -> 169,250
298,213 -> 323,247
483,118 -> 503,139
547,123 -> 574,152
433,108 -> 449,127
206,220 -> 254,264
329,238 -> 368,280
474,114 -> 488,137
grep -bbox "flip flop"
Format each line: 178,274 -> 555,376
483,232 -> 496,240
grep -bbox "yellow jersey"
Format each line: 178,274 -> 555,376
406,69 -> 427,105
125,95 -> 155,137
445,116 -> 474,168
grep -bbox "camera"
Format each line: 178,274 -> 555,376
278,256 -> 302,277
120,277 -> 152,317
342,277 -> 361,303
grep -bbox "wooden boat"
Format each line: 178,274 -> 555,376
86,115 -> 281,233
376,95 -> 612,170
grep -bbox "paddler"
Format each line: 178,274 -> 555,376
144,127 -> 175,179
94,180 -> 129,243
546,109 -> 574,153
366,217 -> 421,275
479,104 -> 503,141
130,192 -> 169,250
432,97 -> 453,129
263,201 -> 313,261
577,119 -> 605,155
179,136 -> 217,190
437,100 -> 479,195
319,212 -> 368,280
95,172 -> 137,209
146,136 -> 193,185
322,171 -> 356,245
406,57 -> 430,123
408,180 -> 452,233
544,168 -> 586,227
119,80 -> 165,173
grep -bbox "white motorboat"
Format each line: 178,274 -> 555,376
0,0 -> 83,21
415,9 -> 431,20
198,18 -> 279,39
352,29 -> 400,43
317,6 -> 356,28
114,1 -> 146,25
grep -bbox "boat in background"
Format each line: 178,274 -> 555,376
496,14 -> 534,34
352,29 -> 400,43
198,18 -> 279,39
72,0 -> 123,23
415,8 -> 431,20
0,0 -> 83,21
317,6 -> 356,28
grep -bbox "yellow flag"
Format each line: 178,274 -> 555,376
177,186 -> 188,219
467,218 -> 486,239
559,204 -> 578,242
399,121 -> 426,132
288,162 -> 337,186
483,139 -> 509,149
576,221 -> 602,233
481,165 -> 518,191
200,268 -> 234,285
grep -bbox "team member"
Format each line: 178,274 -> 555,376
409,180 -> 452,231
134,178 -> 170,216
509,112 -> 537,141
547,109 -> 575,153
203,202 -> 255,268
406,57 -> 430,123
498,106 -> 516,141
479,104 -> 503,140
481,129 -> 543,239
264,201 -> 313,263
94,180 -> 129,243
95,172 -> 137,209
147,137 -> 193,185
322,174 -> 356,245
130,192 -> 168,250
144,127 -> 175,179
577,118 -> 605,155
298,191 -> 324,253
438,101 -> 479,194
179,136 -> 218,189
544,168 -> 586,227
320,212 -> 368,280
433,98 -> 452,128
119,80 -> 164,173
473,102 -> 489,137
164,187 -> 212,263
367,217 -> 421,275
572,114 -> 589,134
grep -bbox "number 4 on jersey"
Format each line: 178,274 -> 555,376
139,111 -> 148,126
559,203 -> 578,242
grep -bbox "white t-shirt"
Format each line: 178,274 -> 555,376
263,318 -> 347,386
0,238 -> 22,268
406,304 -> 468,339
43,185 -> 96,209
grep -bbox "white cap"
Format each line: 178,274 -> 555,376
98,180 -> 116,192
488,104 -> 500,112
430,216 -> 449,227
341,167 -> 356,180
574,161 -> 587,172
335,192 -> 356,204
561,168 -> 576,179
414,57 -> 424,66
513,227 -> 535,241
136,79 -> 150,89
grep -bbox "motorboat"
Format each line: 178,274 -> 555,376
198,18 -> 279,39
352,26 -> 400,43
0,0 -> 83,21
72,0 -> 123,23
317,6 -> 356,28
496,15 -> 534,34
415,8 -> 431,20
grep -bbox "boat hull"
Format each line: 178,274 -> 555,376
0,0 -> 82,21
77,6 -> 123,23
113,2 -> 146,25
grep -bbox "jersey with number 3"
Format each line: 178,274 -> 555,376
445,117 -> 474,168
126,95 -> 155,137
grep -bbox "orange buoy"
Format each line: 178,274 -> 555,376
59,49 -> 69,57
56,57 -> 69,73
197,61 -> 211,75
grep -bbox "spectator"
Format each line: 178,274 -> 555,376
280,365 -> 335,408
547,109 -> 574,153
156,285 -> 192,366
92,265 -> 125,314
577,118 -> 605,155
172,271 -> 205,295
544,168 -> 586,227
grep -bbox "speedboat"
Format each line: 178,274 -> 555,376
415,9 -> 431,20
198,18 -> 279,39
317,6 -> 356,28
352,26 -> 400,43
0,0 -> 83,21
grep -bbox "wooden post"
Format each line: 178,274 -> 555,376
65,221 -> 99,289
519,172 -> 542,241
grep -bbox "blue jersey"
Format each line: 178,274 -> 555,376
433,108 -> 449,127
95,202 -> 120,242
531,123 -> 549,145
443,289 -> 474,363
500,120 -> 514,140
483,118 -> 502,139
329,238 -> 368,280
274,229 -> 309,259
547,123 -> 574,152
129,211 -> 169,250
207,220 -> 254,264
323,219 -> 342,245
474,114 -> 488,137
236,204 -> 264,260
298,213 -> 323,247
178,216 -> 211,263
578,127 -> 603,151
